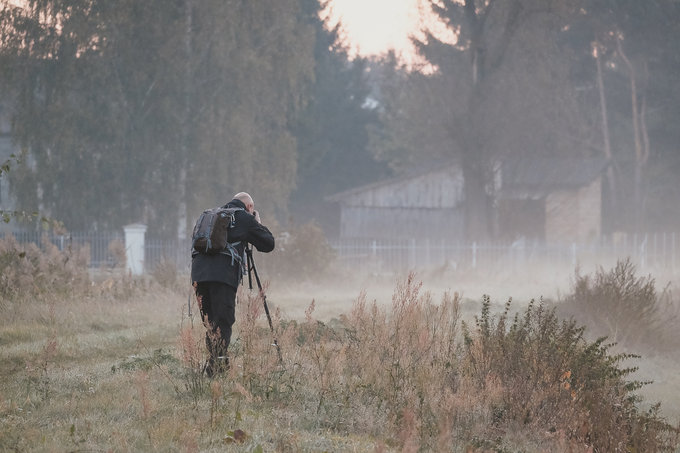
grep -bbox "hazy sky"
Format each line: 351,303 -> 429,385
326,0 -> 424,58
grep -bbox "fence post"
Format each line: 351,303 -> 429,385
124,223 -> 147,275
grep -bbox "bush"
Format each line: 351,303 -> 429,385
461,296 -> 678,451
264,222 -> 336,280
151,257 -> 182,291
0,235 -> 90,304
558,258 -> 674,349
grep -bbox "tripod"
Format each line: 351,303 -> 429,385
245,245 -> 283,364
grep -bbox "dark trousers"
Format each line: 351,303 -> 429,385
195,282 -> 237,362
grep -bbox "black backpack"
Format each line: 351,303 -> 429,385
191,206 -> 243,254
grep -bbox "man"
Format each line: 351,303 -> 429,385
191,192 -> 275,376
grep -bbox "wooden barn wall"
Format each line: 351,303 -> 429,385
339,206 -> 464,240
546,179 -> 601,243
347,167 -> 463,208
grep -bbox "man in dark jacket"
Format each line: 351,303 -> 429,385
191,192 -> 275,376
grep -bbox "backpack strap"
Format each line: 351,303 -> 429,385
220,241 -> 247,276
190,241 -> 244,273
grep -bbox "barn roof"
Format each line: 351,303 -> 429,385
499,157 -> 609,193
327,157 -> 609,203
326,160 -> 460,202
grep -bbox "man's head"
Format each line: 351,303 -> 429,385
233,192 -> 255,213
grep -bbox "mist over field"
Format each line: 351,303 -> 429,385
3,236 -> 680,450
2,0 -> 680,450
265,247 -> 680,415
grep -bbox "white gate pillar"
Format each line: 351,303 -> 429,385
124,223 -> 147,275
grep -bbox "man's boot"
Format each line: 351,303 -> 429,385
203,355 -> 229,378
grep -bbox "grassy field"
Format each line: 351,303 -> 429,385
1,239 -> 680,451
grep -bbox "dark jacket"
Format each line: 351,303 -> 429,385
191,199 -> 275,288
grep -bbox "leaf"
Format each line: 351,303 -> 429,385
233,429 -> 247,443
224,429 -> 247,444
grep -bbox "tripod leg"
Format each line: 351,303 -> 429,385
246,247 -> 283,364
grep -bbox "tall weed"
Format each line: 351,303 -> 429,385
4,240 -> 678,452
0,235 -> 89,305
177,321 -> 208,402
221,272 -> 678,451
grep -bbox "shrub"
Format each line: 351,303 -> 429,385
0,235 -> 89,304
151,257 -> 182,291
558,258 -> 672,349
265,222 -> 336,280
107,238 -> 126,268
461,296 -> 678,451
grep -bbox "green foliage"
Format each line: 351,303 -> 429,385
185,0 -> 316,225
111,348 -> 177,374
0,210 -> 56,228
0,152 -> 60,228
0,0 -> 315,237
291,0 -> 389,229
461,295 -> 677,451
0,153 -> 18,178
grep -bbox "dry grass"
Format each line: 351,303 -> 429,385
1,240 -> 680,452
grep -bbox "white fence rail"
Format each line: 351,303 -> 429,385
1,230 -> 192,273
329,233 -> 680,276
3,230 -> 679,277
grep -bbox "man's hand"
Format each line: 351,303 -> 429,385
253,210 -> 261,224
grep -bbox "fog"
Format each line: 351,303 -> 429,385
2,3 -> 680,447
2,1 -> 679,329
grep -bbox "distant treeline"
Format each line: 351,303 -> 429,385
1,0 -> 679,239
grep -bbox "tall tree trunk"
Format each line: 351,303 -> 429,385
617,36 -> 649,233
594,45 -> 619,227
458,0 -> 520,241
460,0 -> 489,241
177,0 -> 193,240
461,142 -> 493,241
